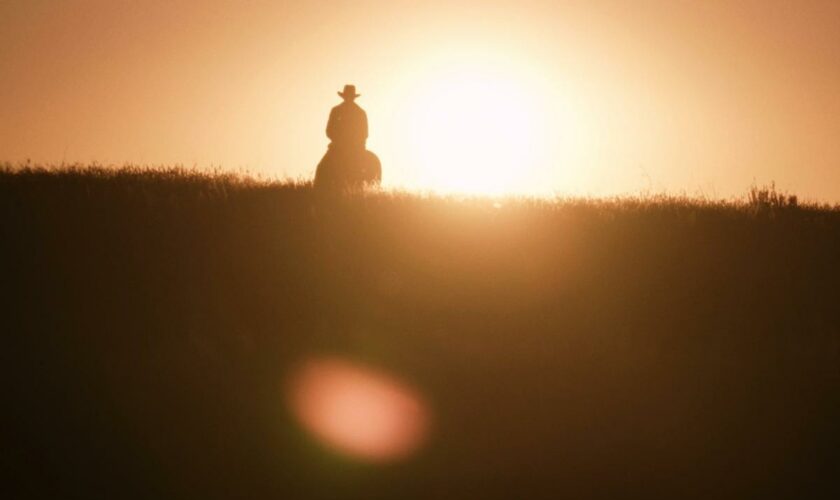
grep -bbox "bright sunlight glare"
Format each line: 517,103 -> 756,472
391,57 -> 554,196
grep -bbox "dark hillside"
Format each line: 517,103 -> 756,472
3,167 -> 840,499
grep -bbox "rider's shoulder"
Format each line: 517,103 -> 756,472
333,101 -> 365,114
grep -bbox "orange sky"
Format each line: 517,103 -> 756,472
2,0 -> 839,199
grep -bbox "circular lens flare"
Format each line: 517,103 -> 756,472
288,357 -> 429,462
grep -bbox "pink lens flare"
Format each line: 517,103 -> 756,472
288,357 -> 430,462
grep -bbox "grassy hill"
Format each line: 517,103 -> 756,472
3,166 -> 839,499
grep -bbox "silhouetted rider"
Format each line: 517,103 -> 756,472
327,84 -> 368,151
313,84 -> 381,189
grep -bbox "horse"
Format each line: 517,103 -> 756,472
314,146 -> 381,191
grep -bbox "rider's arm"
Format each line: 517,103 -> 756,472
326,107 -> 337,141
362,110 -> 368,140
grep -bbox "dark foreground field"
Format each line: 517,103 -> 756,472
3,167 -> 839,499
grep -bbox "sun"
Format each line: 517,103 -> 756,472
391,59 -> 551,195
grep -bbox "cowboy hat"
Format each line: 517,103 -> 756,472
338,84 -> 361,99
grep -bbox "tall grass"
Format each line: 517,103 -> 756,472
3,166 -> 839,499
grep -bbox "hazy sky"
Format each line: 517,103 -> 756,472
2,0 -> 839,199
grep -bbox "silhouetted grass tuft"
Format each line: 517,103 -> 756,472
748,181 -> 800,212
